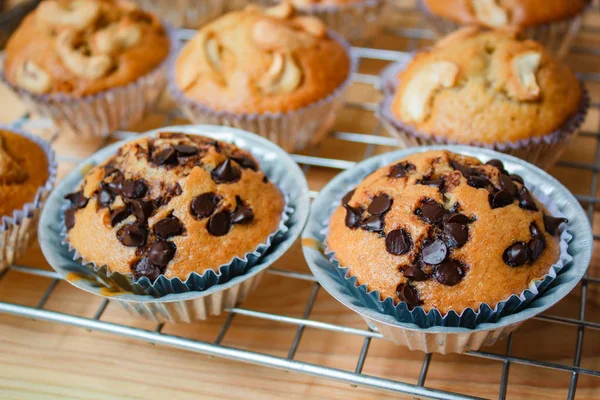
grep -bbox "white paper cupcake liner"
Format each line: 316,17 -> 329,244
255,0 -> 385,43
133,0 -> 227,28
39,125 -> 310,322
169,31 -> 357,153
302,145 -> 592,353
378,60 -> 590,170
0,26 -> 176,138
323,186 -> 572,329
0,125 -> 57,272
416,0 -> 588,58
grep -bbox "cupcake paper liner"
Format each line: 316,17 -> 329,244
255,0 -> 386,43
0,26 -> 177,138
38,125 -> 310,322
378,60 -> 590,170
168,31 -> 357,153
133,0 -> 228,28
416,0 -> 588,58
302,145 -> 592,353
0,125 -> 57,272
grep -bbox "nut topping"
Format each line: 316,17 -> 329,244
259,52 -> 302,95
470,0 -> 508,27
14,61 -> 52,94
400,61 -> 459,123
37,0 -> 100,31
91,22 -> 142,56
56,30 -> 114,80
509,51 -> 542,101
265,1 -> 294,19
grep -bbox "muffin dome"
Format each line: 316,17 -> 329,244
389,27 -> 582,145
64,132 -> 285,282
4,0 -> 170,96
327,150 -> 566,314
422,0 -> 588,28
0,129 -> 49,217
173,3 -> 351,114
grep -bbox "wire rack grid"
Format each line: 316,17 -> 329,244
1,3 -> 600,400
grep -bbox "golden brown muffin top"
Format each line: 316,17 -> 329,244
0,130 -> 50,218
174,3 -> 351,114
290,0 -> 367,6
423,0 -> 588,28
327,150 -> 566,314
64,132 -> 285,282
389,27 -> 582,145
4,0 -> 170,97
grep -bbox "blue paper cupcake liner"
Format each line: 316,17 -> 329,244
304,146 -> 584,331
50,125 -> 300,297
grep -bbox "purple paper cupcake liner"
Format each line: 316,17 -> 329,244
168,30 -> 357,153
416,0 -> 589,58
378,59 -> 590,170
133,0 -> 228,28
322,171 -> 572,330
255,0 -> 386,43
0,125 -> 57,271
0,25 -> 177,138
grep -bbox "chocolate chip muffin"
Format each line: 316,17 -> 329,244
0,129 -> 50,218
4,0 -> 170,96
327,150 -> 567,314
380,27 -> 587,168
64,132 -> 285,282
418,0 -> 589,56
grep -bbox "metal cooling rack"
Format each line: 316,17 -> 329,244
2,3 -> 600,399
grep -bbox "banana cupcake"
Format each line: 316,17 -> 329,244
170,3 -> 354,152
418,0 -> 589,56
0,127 -> 56,271
2,0 -> 172,137
63,132 -> 286,295
379,27 -> 588,169
255,0 -> 385,43
327,150 -> 568,316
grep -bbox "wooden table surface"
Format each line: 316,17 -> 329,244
2,2 -> 600,399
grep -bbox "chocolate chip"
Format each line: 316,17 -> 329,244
404,265 -> 428,281
503,242 -> 529,267
174,144 -> 198,157
486,159 -> 507,175
130,199 -> 154,223
518,187 -> 538,211
342,189 -> 355,206
443,222 -> 469,248
360,215 -> 384,233
368,194 -> 392,215
467,175 -> 489,189
422,239 -> 447,265
231,197 -> 254,225
207,210 -> 231,236
131,258 -> 161,281
498,175 -> 517,198
97,189 -> 114,207
543,214 -> 568,236
65,208 -> 76,230
103,166 -> 119,178
154,216 -> 184,239
490,190 -> 514,209
528,238 -> 546,263
389,161 -> 415,178
191,193 -> 217,219
530,222 -> 543,238
344,205 -> 362,229
211,159 -> 241,184
106,173 -> 124,196
417,201 -> 445,224
434,259 -> 464,286
64,191 -> 88,209
117,224 -> 147,247
385,229 -> 412,255
148,240 -> 176,267
122,179 -> 148,199
110,207 -> 131,227
419,178 -> 445,191
510,174 -> 524,185
153,148 -> 177,166
445,213 -> 470,225
396,283 -> 422,308
231,155 -> 258,171
450,160 -> 474,177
